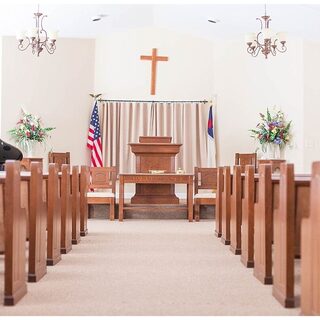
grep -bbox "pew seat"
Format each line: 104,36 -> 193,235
87,191 -> 115,198
194,192 -> 216,199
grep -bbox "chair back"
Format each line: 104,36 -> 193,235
235,153 -> 257,169
89,167 -> 116,193
194,167 -> 217,194
258,159 -> 286,173
48,152 -> 70,171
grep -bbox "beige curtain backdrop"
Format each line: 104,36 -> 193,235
100,101 -> 215,174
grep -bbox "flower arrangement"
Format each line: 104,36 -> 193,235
250,107 -> 291,151
9,109 -> 55,152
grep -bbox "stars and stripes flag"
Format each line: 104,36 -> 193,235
207,105 -> 216,167
87,102 -> 103,167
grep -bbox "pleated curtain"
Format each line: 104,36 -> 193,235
100,101 -> 214,174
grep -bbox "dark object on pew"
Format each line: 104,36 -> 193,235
0,139 -> 23,170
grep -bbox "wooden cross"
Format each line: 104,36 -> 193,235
140,48 -> 169,95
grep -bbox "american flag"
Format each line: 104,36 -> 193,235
87,102 -> 103,167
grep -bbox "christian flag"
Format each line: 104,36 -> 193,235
207,105 -> 216,167
87,102 -> 103,167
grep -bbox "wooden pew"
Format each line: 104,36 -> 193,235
28,162 -> 47,282
71,166 -> 81,245
230,165 -> 242,254
214,167 -> 223,238
301,162 -> 320,315
47,163 -> 62,266
80,166 -> 89,236
2,161 -> 27,305
240,165 -> 255,268
273,163 -> 295,308
221,166 -> 231,245
60,164 -> 72,254
254,164 -> 273,285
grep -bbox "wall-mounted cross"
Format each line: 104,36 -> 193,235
140,48 -> 169,95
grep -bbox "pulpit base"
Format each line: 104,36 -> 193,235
131,183 -> 179,204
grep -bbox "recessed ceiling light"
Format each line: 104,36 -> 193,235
91,14 -> 108,22
208,19 -> 220,24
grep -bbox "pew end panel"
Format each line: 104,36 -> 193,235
4,161 -> 27,306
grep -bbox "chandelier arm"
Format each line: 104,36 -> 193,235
266,18 -> 272,29
248,45 -> 261,58
256,17 -> 263,30
275,44 -> 287,53
37,15 -> 49,45
44,42 -> 56,54
255,32 -> 263,47
252,46 -> 262,57
18,38 -> 32,51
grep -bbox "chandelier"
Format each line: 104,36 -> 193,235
245,5 -> 287,59
16,5 -> 58,57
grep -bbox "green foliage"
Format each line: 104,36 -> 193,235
249,107 -> 291,148
9,109 -> 55,148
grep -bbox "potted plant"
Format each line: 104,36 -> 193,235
250,107 -> 291,159
9,108 -> 55,157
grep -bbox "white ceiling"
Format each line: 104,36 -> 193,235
1,3 -> 320,41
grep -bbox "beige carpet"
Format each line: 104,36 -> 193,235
0,219 -> 300,316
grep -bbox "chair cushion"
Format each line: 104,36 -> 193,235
194,192 -> 216,199
87,191 -> 114,198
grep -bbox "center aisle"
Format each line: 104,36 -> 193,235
0,219 -> 299,316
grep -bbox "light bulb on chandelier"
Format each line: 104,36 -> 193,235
245,4 -> 287,59
16,4 -> 58,57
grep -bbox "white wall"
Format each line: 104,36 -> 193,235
303,41 -> 320,173
214,37 -> 305,172
95,28 -> 307,172
1,36 -> 95,168
94,27 -> 215,100
0,37 -> 2,134
1,29 -> 320,174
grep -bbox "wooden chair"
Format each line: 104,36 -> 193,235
235,153 -> 257,171
258,159 -> 286,173
301,162 -> 320,315
87,167 -> 116,221
193,167 -> 217,222
48,152 -> 70,171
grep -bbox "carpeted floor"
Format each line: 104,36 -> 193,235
0,219 -> 300,316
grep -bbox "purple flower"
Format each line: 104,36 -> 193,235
274,137 -> 282,145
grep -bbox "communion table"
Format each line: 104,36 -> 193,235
129,136 -> 182,204
118,173 -> 194,222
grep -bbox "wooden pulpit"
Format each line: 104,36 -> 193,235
129,136 -> 182,204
